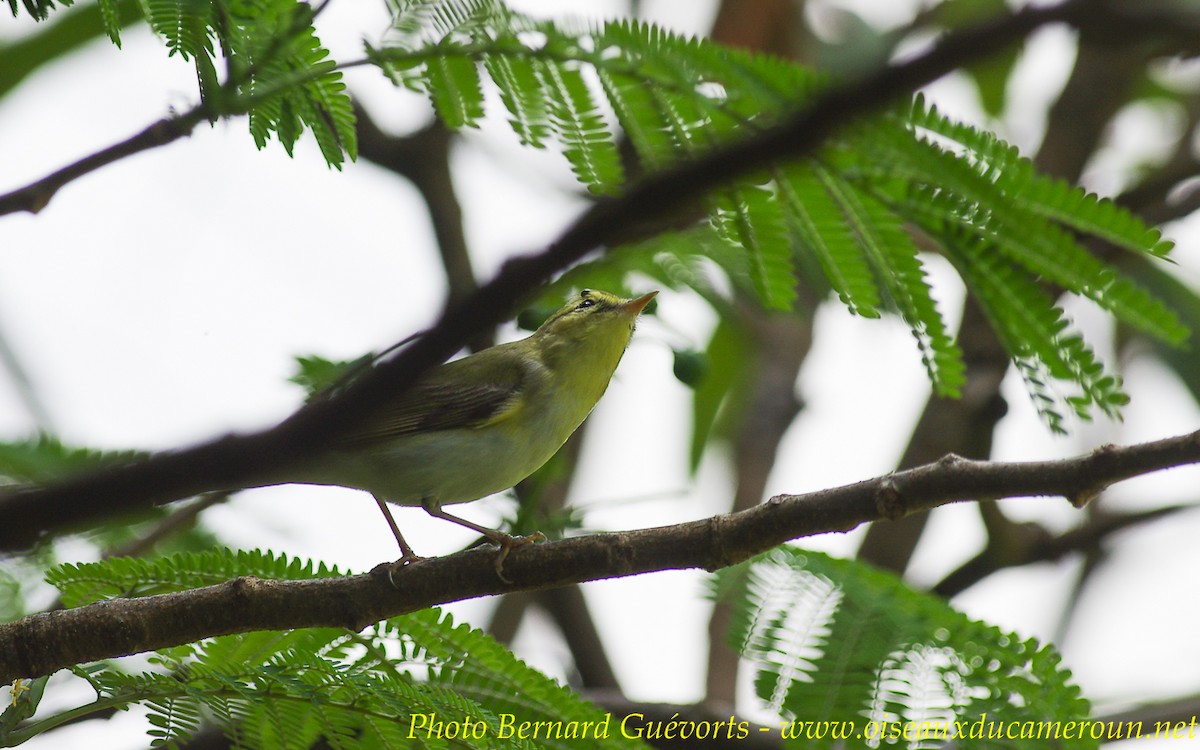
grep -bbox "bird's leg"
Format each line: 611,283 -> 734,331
374,495 -> 425,565
420,497 -> 543,582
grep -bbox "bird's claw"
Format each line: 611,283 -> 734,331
491,531 -> 545,584
385,552 -> 431,589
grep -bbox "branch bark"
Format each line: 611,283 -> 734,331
4,428 -> 1199,683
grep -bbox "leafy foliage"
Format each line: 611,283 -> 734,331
15,549 -> 648,750
5,0 -> 67,22
718,548 -> 1096,749
10,0 -> 1186,431
8,0 -> 361,166
45,548 -> 345,607
0,435 -> 147,484
370,0 -> 1184,434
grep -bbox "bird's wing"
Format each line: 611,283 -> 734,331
338,345 -> 527,446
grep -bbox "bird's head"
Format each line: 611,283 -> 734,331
533,288 -> 657,366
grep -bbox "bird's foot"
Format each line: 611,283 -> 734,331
488,531 -> 545,583
385,551 -> 431,588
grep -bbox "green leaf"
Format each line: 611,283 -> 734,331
672,348 -> 709,388
425,53 -> 486,129
485,49 -> 551,146
537,60 -> 624,194
778,162 -> 880,318
719,548 -> 1095,749
712,183 -> 797,311
288,354 -> 373,397
815,164 -> 964,397
1118,255 -> 1200,403
35,550 -> 649,750
45,548 -> 345,607
0,436 -> 148,484
141,0 -> 213,61
6,0 -> 71,22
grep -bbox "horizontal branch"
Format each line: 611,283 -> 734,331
3,429 -> 1198,684
0,0 -> 1097,551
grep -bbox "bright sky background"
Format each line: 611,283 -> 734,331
3,1 -> 1200,746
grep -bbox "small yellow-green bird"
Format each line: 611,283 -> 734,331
284,288 -> 656,575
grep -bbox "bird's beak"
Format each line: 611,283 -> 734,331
622,291 -> 658,316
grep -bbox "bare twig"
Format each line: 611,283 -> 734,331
102,492 -> 230,560
3,429 -> 1200,683
932,502 -> 1191,597
0,111 -> 208,215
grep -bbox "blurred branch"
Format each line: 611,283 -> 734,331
1103,694 -> 1200,728
101,492 -> 229,560
0,110 -> 209,215
1117,98 -> 1200,226
0,0 -> 1105,550
705,299 -> 812,707
353,106 -> 480,310
5,428 -> 1200,683
932,502 -> 1191,597
0,0 -> 142,101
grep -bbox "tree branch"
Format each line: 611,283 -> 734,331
0,0 -> 1100,552
4,429 -> 1199,683
931,502 -> 1191,597
0,111 -> 208,215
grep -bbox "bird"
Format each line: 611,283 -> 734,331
282,288 -> 657,578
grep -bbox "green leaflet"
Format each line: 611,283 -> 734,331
813,163 -> 965,396
537,59 -> 624,194
718,548 -> 1096,750
425,53 -> 486,129
485,50 -> 551,146
777,162 -> 881,318
1120,256 -> 1200,405
0,436 -> 148,484
140,0 -> 213,61
45,548 -> 345,607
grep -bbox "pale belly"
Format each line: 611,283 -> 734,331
282,408 -> 580,506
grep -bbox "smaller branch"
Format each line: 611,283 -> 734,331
932,502 -> 1190,597
1103,693 -> 1200,729
353,104 -> 483,326
0,109 -> 208,216
103,492 -> 230,560
3,430 -> 1199,684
